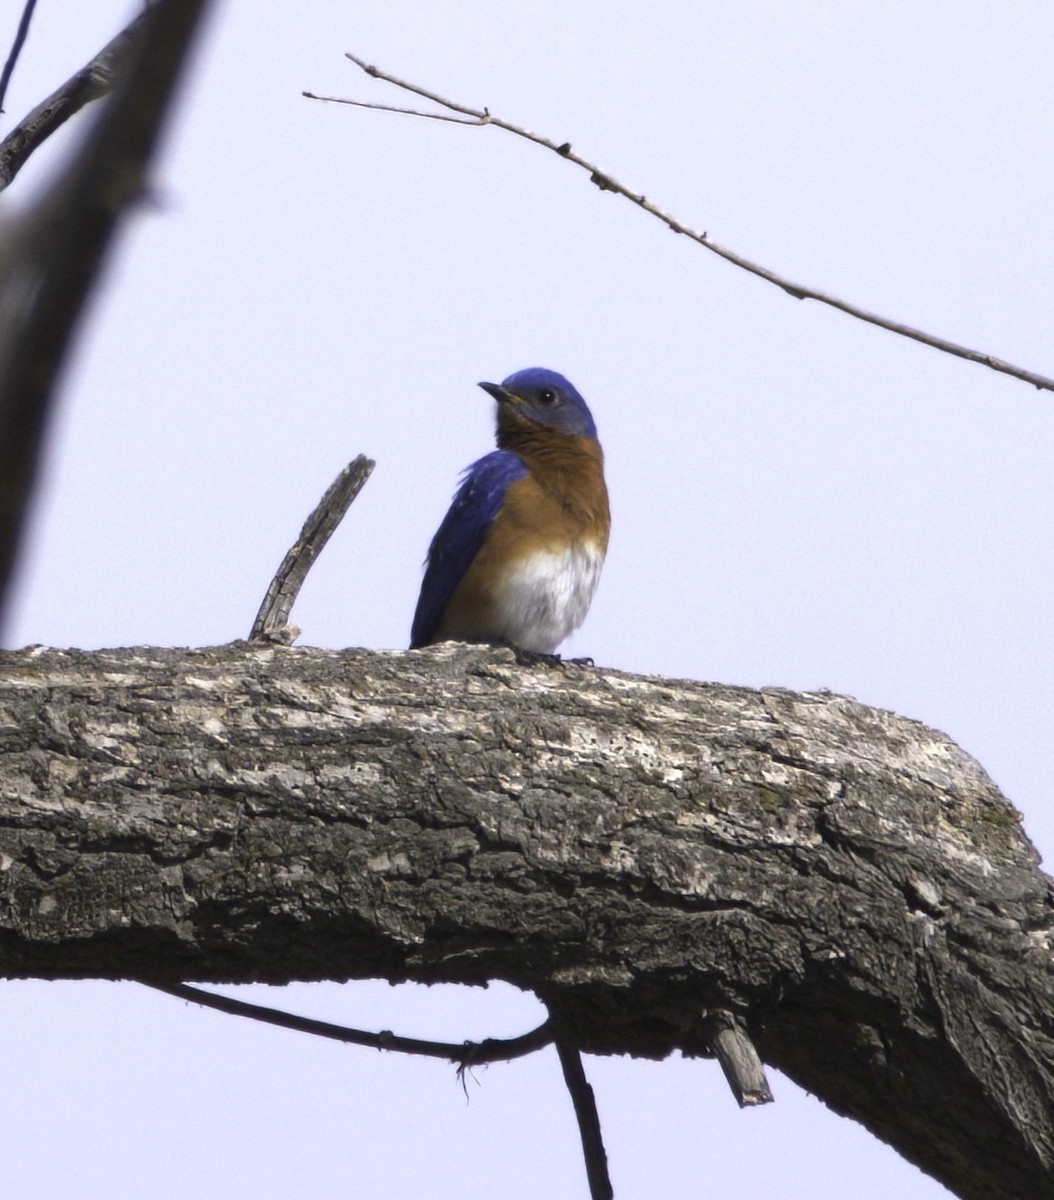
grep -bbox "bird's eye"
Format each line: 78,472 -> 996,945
538,389 -> 559,406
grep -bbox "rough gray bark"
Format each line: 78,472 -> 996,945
0,641 -> 1051,1200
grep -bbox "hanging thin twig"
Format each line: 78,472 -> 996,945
304,54 -> 1054,395
0,0 -> 38,117
147,981 -> 554,1066
552,1027 -> 614,1200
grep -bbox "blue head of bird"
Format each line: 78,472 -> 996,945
478,368 -> 598,441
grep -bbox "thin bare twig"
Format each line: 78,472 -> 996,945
249,453 -> 375,643
0,8 -> 151,193
552,1028 -> 614,1200
0,0 -> 38,117
147,982 -> 555,1066
303,54 -> 1054,396
303,95 -> 482,126
0,0 -> 212,627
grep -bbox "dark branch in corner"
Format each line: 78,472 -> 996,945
147,982 -> 554,1066
0,6 -> 152,193
250,453 -> 375,644
0,0 -> 38,119
303,54 -> 1054,396
0,0 -> 212,627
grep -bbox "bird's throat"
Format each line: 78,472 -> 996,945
496,411 -> 609,535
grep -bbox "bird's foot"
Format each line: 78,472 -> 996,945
508,646 -> 595,668
511,646 -> 563,667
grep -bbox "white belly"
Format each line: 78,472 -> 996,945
493,541 -> 605,654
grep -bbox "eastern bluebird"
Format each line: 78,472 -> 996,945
410,368 -> 610,656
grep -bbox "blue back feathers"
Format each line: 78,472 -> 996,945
410,450 -> 528,648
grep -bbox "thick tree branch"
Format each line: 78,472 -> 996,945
0,642 -> 1051,1200
0,0 -> 211,623
304,56 -> 1054,396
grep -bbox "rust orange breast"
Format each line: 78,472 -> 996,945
434,433 -> 610,653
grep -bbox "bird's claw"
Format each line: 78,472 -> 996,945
512,646 -> 563,667
509,646 -> 595,669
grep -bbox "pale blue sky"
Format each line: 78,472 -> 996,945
4,2 -> 1053,1196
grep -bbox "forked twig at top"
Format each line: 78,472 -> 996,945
304,53 -> 1054,395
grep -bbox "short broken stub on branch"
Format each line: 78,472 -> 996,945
249,454 -> 375,644
703,1010 -> 773,1107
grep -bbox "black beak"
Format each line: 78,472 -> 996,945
478,381 -> 514,404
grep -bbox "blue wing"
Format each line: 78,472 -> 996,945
410,450 -> 528,648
